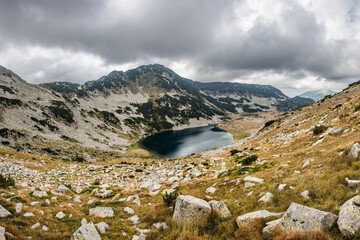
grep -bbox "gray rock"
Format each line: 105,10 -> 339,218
209,200 -> 231,218
338,195 -> 360,237
300,190 -> 310,199
124,207 -> 135,215
349,143 -> 360,160
345,178 -> 360,188
243,176 -> 264,184
89,207 -> 114,218
0,205 -> 12,218
132,234 -> 147,240
173,195 -> 211,224
70,222 -> 101,240
263,219 -> 282,239
32,190 -> 48,198
127,215 -> 140,225
15,203 -> 22,213
277,202 -> 337,232
0,226 -> 5,240
205,187 -> 216,195
236,210 -> 283,227
51,184 -> 72,195
95,190 -> 113,199
24,212 -> 35,217
95,222 -> 109,234
55,211 -> 66,219
329,127 -> 343,136
258,192 -> 273,203
148,183 -> 162,192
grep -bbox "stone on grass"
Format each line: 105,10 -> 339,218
32,190 -> 48,198
0,226 -> 5,240
205,187 -> 216,195
15,203 -> 22,213
300,190 -> 310,199
24,212 -> 35,217
243,176 -> 264,184
0,205 -> 11,218
55,211 -> 66,219
31,222 -> 41,229
345,178 -> 360,188
276,202 -> 337,232
208,200 -> 231,218
95,222 -> 109,234
127,215 -> 140,225
124,207 -> 135,215
258,192 -> 273,203
70,222 -> 101,240
349,143 -> 360,160
42,225 -> 48,231
89,207 -> 114,218
132,234 -> 147,240
338,195 -> 360,237
153,222 -> 168,230
173,195 -> 211,224
236,210 -> 283,227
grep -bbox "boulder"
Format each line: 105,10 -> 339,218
329,127 -> 342,136
89,207 -> 114,218
124,207 -> 135,215
338,195 -> 360,237
209,200 -> 231,218
127,215 -> 140,225
0,205 -> 12,218
348,143 -> 360,160
173,195 -> 211,224
300,190 -> 310,199
55,211 -> 66,219
277,202 -> 337,232
263,219 -> 282,239
70,222 -> 101,240
236,210 -> 283,227
95,190 -> 113,199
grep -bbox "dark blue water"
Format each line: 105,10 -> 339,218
139,125 -> 233,158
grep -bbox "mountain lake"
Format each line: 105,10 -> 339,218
138,125 -> 233,158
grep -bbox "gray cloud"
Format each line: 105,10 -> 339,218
0,0 -> 359,95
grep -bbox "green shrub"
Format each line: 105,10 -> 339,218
355,105 -> 360,112
93,179 -> 101,185
313,125 -> 328,135
0,174 -> 15,188
230,149 -> 241,156
241,155 -> 258,165
135,169 -> 143,172
162,191 -> 179,207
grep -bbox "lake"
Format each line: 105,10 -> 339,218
139,125 -> 233,158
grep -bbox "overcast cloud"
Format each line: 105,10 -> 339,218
0,0 -> 359,96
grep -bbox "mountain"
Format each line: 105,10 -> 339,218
1,67 -> 360,240
0,64 -> 313,158
298,89 -> 337,101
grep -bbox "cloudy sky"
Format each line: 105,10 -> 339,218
0,0 -> 359,96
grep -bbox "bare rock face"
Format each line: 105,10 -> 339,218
208,200 -> 232,218
348,143 -> 360,160
70,222 -> 101,240
338,195 -> 360,237
236,210 -> 283,227
277,202 -> 337,232
173,195 -> 211,224
89,207 -> 114,218
0,225 -> 5,240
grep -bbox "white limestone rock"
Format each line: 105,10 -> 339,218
89,207 -> 114,218
208,200 -> 232,218
236,210 -> 283,227
70,222 -> 101,240
173,195 -> 211,224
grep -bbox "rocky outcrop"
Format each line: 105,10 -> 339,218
236,210 -> 283,227
173,195 -> 211,224
70,222 -> 101,240
338,195 -> 360,237
208,200 -> 231,218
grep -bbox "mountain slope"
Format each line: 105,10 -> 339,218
0,64 -> 313,158
298,89 -> 336,101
